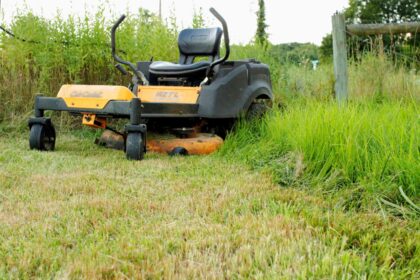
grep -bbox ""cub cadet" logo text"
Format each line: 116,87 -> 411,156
69,91 -> 103,98
155,91 -> 180,101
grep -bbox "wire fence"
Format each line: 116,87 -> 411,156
344,26 -> 419,69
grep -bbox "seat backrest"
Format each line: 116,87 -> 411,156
178,27 -> 223,65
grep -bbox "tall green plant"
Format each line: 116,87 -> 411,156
192,7 -> 205,28
255,0 -> 268,46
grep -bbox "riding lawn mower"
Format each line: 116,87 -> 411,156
28,8 -> 273,160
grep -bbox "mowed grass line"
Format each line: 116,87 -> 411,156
0,132 -> 418,279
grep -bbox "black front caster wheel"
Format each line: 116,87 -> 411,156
29,123 -> 56,151
126,133 -> 145,160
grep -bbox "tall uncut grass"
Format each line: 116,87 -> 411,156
0,7 -> 178,123
274,54 -> 419,102
221,100 -> 419,213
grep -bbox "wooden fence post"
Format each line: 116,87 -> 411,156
332,13 -> 348,104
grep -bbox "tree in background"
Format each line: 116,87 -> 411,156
319,34 -> 333,62
345,0 -> 420,23
255,0 -> 268,46
270,43 -> 319,66
320,0 -> 419,64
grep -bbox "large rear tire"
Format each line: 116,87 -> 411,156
247,100 -> 271,120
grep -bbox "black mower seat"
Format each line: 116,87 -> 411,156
149,61 -> 210,76
149,27 -> 222,77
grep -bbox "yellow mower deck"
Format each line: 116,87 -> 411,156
56,84 -> 222,156
98,130 -> 223,156
148,134 -> 223,155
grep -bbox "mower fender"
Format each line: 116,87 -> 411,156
242,82 -> 272,111
198,63 -> 273,118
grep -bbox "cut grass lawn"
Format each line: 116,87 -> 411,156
0,130 -> 418,279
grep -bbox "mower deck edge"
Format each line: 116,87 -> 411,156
34,96 -> 200,118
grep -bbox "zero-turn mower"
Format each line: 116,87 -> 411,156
28,8 -> 273,160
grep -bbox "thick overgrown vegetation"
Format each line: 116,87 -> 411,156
222,100 -> 419,209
